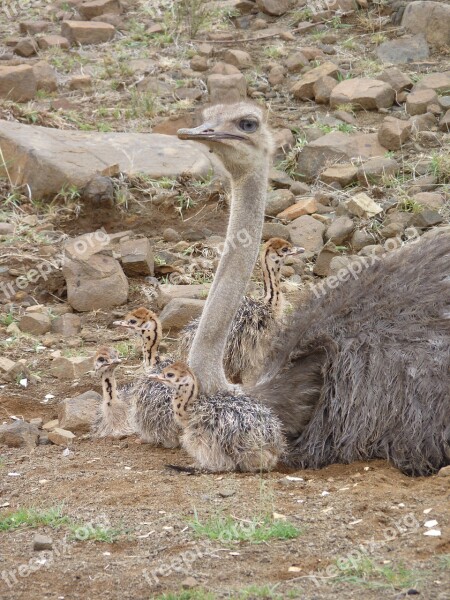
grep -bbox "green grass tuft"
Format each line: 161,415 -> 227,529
189,512 -> 300,544
0,506 -> 70,531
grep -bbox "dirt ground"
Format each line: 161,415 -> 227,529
1,1 -> 450,598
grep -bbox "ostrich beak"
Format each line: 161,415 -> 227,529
147,373 -> 173,387
111,358 -> 122,365
177,123 -> 246,142
113,320 -> 137,329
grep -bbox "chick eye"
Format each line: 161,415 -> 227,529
98,357 -> 105,363
237,119 -> 258,133
282,247 -> 289,253
166,372 -> 175,378
129,319 -> 137,325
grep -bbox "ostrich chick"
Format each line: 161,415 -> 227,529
115,307 -> 181,448
149,362 -> 285,472
178,238 -> 303,384
93,346 -> 134,438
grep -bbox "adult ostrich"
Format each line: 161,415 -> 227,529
177,102 -> 450,476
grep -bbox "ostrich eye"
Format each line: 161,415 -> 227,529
129,319 -> 137,325
282,247 -> 289,253
97,357 -> 105,363
166,372 -> 175,379
237,119 -> 258,133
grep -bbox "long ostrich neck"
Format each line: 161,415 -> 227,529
101,368 -> 119,407
188,165 -> 269,394
262,252 -> 283,315
140,327 -> 159,369
171,378 -> 198,427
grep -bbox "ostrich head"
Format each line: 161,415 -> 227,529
148,361 -> 197,390
94,346 -> 121,375
178,102 -> 274,178
113,307 -> 159,333
264,238 -> 304,266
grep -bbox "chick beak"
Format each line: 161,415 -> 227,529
177,123 -> 246,142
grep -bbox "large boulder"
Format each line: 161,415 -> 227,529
296,132 -> 387,181
401,1 -> 450,47
0,121 -> 219,199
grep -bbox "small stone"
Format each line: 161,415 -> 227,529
61,21 -> 115,45
51,313 -> 82,336
262,223 -> 291,241
33,61 -> 58,93
412,209 -> 443,228
19,313 -> 51,336
190,55 -> 208,72
377,35 -> 430,64
69,75 -> 92,90
437,465 -> 450,477
119,238 -> 154,277
287,215 -> 325,252
265,189 -> 295,217
51,355 -> 93,380
14,38 -> 38,57
37,35 -> 70,50
81,175 -> 114,207
277,197 -> 318,221
163,228 -> 181,243
290,181 -> 311,196
207,73 -> 247,104
42,419 -> 59,431
330,78 -> 395,111
413,71 -> 450,94
160,298 -> 206,330
268,65 -> 286,86
20,21 -> 50,35
58,390 -> 101,433
346,193 -> 383,219
409,112 -> 437,133
290,62 -> 340,100
0,222 -> 14,235
357,157 -> 399,187
320,164 -> 357,187
313,75 -> 338,104
378,116 -> 411,150
439,109 -> 450,132
33,534 -> 53,551
256,0 -> 289,16
0,421 -> 39,448
351,229 -> 376,251
78,0 -> 122,20
325,216 -> 354,244
47,427 -> 76,446
313,244 -> 340,277
223,49 -> 252,69
285,51 -> 309,73
182,576 -> 200,590
377,67 -> 413,93
412,192 -> 445,210
0,65 -> 37,102
406,89 -> 438,116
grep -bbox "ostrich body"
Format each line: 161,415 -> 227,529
92,346 -> 134,438
149,362 -> 285,472
114,307 -> 180,448
178,102 -> 450,476
178,238 -> 303,384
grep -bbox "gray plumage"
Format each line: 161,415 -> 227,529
252,232 -> 450,476
183,389 -> 285,472
131,358 -> 181,448
178,298 -> 276,383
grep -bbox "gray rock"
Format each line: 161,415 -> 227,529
357,157 -> 399,186
330,78 -> 395,110
119,238 -> 154,277
0,120 -> 218,200
78,0 -> 122,19
378,116 -> 411,150
19,313 -> 51,336
377,67 -> 413,92
290,62 -> 341,100
439,109 -> 450,132
377,35 -> 430,64
0,65 -> 37,102
33,534 -> 53,551
406,89 -> 438,116
207,73 -> 247,104
63,254 -> 128,312
163,228 -> 181,243
287,215 -> 325,252
58,390 -> 101,433
0,421 -> 39,448
51,355 -> 93,380
351,229 -> 376,251
401,1 -> 450,47
313,244 -> 340,277
297,132 -> 387,181
0,222 -> 14,235
262,222 -> 291,241
47,427 -> 76,446
160,298 -> 205,330
413,72 -> 450,94
61,21 -> 115,45
82,175 -> 114,207
325,217 -> 354,244
256,0 -> 289,16
51,313 -> 81,336
265,189 -> 295,217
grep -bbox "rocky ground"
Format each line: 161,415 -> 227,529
0,0 -> 449,599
